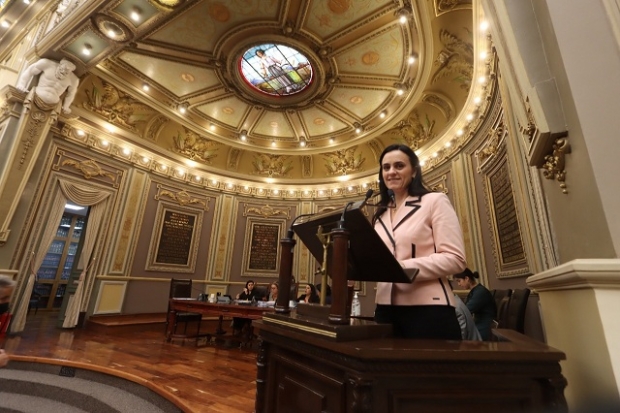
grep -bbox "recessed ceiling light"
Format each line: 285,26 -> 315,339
130,7 -> 141,22
1,20 -> 11,29
82,44 -> 92,56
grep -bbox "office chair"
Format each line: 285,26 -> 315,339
167,279 -> 202,345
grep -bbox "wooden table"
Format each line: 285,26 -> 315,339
166,299 -> 274,345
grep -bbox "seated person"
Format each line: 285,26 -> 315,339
316,283 -> 332,304
233,280 -> 257,335
454,294 -> 482,341
236,280 -> 258,301
297,283 -> 320,304
454,268 -> 496,341
267,281 -> 278,302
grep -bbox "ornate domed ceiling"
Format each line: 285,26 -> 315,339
13,0 -> 491,189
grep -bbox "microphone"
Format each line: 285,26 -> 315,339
387,189 -> 396,205
338,189 -> 375,228
286,212 -> 316,239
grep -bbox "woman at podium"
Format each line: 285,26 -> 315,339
371,144 -> 467,340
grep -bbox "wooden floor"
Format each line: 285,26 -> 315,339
2,312 -> 257,413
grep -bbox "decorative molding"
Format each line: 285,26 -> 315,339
155,184 -> 209,209
541,137 -> 571,194
427,175 -> 448,193
243,204 -> 290,219
322,146 -> 366,176
61,159 -> 116,180
251,153 -> 293,177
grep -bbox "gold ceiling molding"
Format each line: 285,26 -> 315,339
172,127 -> 220,163
243,204 -> 290,219
93,14 -> 133,43
422,92 -> 455,121
432,29 -> 474,91
146,115 -> 169,141
542,137 -> 571,194
323,147 -> 366,176
150,0 -> 185,11
227,148 -> 243,171
386,110 -> 436,150
83,79 -> 156,132
251,153 -> 293,177
434,0 -> 473,16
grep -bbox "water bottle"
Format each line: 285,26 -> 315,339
351,291 -> 361,316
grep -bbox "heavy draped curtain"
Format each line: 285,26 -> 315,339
11,179 -> 109,332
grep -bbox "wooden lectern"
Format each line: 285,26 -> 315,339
255,203 -> 567,412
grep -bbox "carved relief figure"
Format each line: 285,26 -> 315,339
252,153 -> 293,177
386,110 -> 436,150
432,29 -> 474,91
323,147 -> 365,176
172,128 -> 220,164
84,80 -> 154,131
16,58 -> 79,113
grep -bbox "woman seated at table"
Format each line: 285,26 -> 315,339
236,280 -> 258,301
233,280 -> 257,335
453,268 -> 496,340
297,283 -> 320,304
267,281 -> 279,302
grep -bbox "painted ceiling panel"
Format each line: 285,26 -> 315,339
298,106 -> 349,138
195,96 -> 250,129
329,87 -> 392,119
147,0 -> 281,52
253,110 -> 296,139
118,52 -> 220,96
304,0 -> 390,39
334,25 -> 406,77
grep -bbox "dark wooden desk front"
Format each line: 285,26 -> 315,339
255,318 -> 567,413
166,299 -> 274,341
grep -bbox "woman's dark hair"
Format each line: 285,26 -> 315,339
245,280 -> 254,289
372,144 -> 429,225
307,283 -> 318,296
453,268 -> 479,281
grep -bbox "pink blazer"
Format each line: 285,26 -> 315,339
374,192 -> 466,307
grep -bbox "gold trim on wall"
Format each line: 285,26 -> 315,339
146,202 -> 203,273
542,137 -> 571,194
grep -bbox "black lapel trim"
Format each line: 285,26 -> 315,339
377,217 -> 396,251
392,195 -> 423,232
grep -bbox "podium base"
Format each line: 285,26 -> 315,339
262,307 -> 391,341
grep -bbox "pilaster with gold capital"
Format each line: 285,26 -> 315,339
0,85 -> 62,245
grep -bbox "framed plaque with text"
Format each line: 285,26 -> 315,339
242,218 -> 286,276
147,203 -> 203,273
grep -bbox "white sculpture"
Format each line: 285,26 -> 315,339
16,58 -> 79,114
